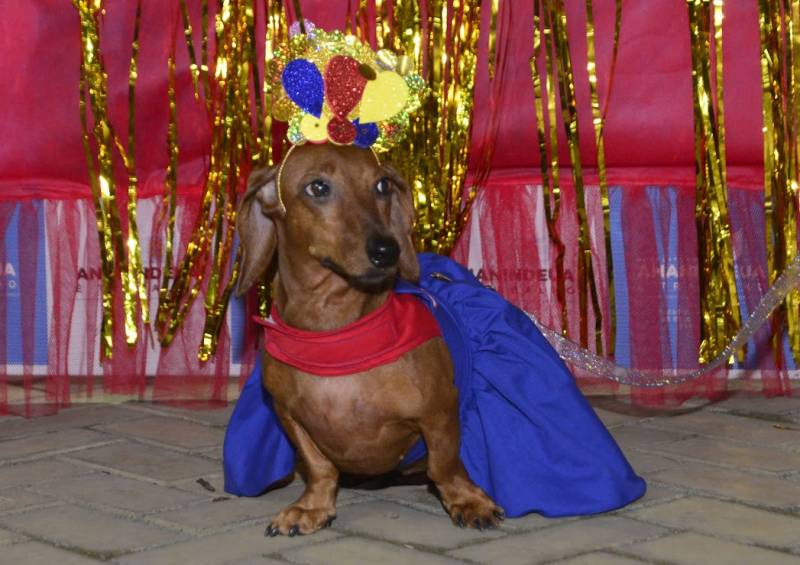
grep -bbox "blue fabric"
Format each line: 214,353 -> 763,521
223,253 -> 646,517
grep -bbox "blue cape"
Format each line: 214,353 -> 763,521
223,253 -> 646,518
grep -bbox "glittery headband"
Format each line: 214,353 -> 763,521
269,21 -> 426,152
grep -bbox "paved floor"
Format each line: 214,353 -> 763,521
0,393 -> 799,564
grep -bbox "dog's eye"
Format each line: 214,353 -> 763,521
304,180 -> 331,199
375,177 -> 392,197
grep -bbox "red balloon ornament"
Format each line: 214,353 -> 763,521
324,56 -> 367,144
327,116 -> 357,145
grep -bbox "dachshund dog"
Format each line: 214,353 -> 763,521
236,143 -> 503,536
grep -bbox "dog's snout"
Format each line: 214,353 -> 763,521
366,235 -> 400,269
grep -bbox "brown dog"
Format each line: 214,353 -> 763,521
236,143 -> 503,536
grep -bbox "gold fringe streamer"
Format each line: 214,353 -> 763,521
530,0 -> 614,354
365,0 -> 481,255
688,0 -> 742,364
759,0 -> 800,366
487,0 -> 500,80
531,0 -> 568,336
157,28 -> 180,339
154,0 -> 287,359
551,0 -> 603,352
74,0 -> 147,356
527,0 -> 622,354
584,0 -> 616,356
256,0 -> 288,319
124,0 -> 149,332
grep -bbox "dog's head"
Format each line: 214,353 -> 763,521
235,144 -> 419,296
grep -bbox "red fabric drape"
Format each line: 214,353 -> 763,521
0,1 -> 793,414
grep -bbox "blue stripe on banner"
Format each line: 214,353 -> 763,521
5,202 -> 48,365
645,188 -> 666,363
609,186 -> 631,367
35,202 -> 48,364
5,205 -> 22,362
229,235 -> 247,365
666,188 -> 679,368
733,257 -> 751,369
783,329 -> 797,370
645,186 -> 679,368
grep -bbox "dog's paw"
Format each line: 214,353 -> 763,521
446,494 -> 505,530
265,506 -> 336,537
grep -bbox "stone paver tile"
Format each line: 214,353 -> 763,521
199,446 -> 223,461
171,473 -> 227,496
153,484 -> 306,532
0,504 -> 180,558
645,436 -> 800,473
282,536 -> 467,565
0,405 -> 147,440
626,532 -> 800,565
98,416 -> 224,450
610,425 -> 692,449
369,485 -> 560,533
114,524 -> 339,565
369,483 -> 444,512
448,515 -> 667,565
0,429 -> 114,462
65,441 -> 220,483
332,500 -> 504,550
499,511 -> 559,532
0,541 -> 104,563
221,557 -> 286,565
0,527 -> 22,545
0,488 -> 53,512
123,403 -> 235,428
33,473 -> 205,514
624,451 -> 683,474
644,411 -> 800,447
650,461 -> 800,508
712,395 -> 800,415
629,496 -> 800,548
591,408 -> 647,428
0,458 -> 93,489
549,551 -> 646,565
620,484 -> 682,510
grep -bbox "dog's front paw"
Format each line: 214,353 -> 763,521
265,505 -> 336,537
445,492 -> 505,530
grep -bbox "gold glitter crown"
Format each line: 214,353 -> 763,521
269,23 -> 426,152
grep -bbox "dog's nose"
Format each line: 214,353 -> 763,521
366,235 -> 400,269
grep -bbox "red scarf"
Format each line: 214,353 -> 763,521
253,292 -> 442,376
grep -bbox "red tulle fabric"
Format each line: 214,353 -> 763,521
0,1 -> 794,416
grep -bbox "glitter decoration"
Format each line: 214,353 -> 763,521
534,252 -> 800,387
758,0 -> 800,366
375,49 -> 398,70
359,72 -> 409,123
272,96 -> 296,122
327,116 -> 357,145
287,113 -> 306,145
282,59 -> 324,117
269,27 -> 425,150
324,56 -> 367,120
354,120 -> 379,148
300,113 -> 331,142
289,19 -> 315,38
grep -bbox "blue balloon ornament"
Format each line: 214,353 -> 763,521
353,120 -> 379,148
282,60 -> 324,118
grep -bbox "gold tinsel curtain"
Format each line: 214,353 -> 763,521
72,0 -> 800,381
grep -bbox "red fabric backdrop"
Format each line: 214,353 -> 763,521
0,1 -> 792,415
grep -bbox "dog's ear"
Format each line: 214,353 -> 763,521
236,166 -> 281,297
383,163 -> 420,282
